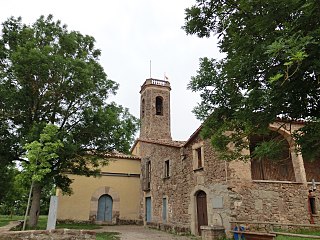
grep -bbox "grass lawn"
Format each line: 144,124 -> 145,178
96,232 -> 120,240
275,229 -> 320,240
0,215 -> 23,227
0,215 -> 120,240
4,215 -> 103,230
0,215 -> 120,239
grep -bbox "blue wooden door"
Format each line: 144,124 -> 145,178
146,197 -> 152,222
97,194 -> 113,221
162,198 -> 167,223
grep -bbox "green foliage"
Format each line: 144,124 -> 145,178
184,0 -> 320,160
0,167 -> 53,216
293,119 -> 320,161
252,139 -> 287,162
0,167 -> 28,216
0,15 -> 138,227
0,164 -> 16,204
0,15 -> 139,194
22,124 -> 63,182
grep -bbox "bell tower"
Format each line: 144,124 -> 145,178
140,78 -> 172,140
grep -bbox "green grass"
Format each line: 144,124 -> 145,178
0,215 -> 120,239
275,229 -> 320,239
0,215 -> 23,227
277,236 -> 314,240
0,215 -> 102,230
57,222 -> 102,230
96,232 -> 120,240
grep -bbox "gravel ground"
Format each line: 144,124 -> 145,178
96,225 -> 199,240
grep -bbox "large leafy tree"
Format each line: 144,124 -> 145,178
0,15 -> 138,227
183,0 -> 320,160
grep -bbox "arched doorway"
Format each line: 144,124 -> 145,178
97,194 -> 113,221
196,190 -> 208,235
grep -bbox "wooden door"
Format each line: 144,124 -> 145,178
97,194 -> 113,221
196,191 -> 208,235
146,197 -> 152,223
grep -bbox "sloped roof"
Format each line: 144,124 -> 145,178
131,138 -> 185,151
100,151 -> 140,160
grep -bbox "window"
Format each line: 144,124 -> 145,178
146,161 -> 151,190
155,96 -> 163,115
309,196 -> 317,215
192,142 -> 204,170
196,148 -> 202,168
164,160 -> 170,178
141,99 -> 145,118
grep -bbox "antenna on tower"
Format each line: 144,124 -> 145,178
164,72 -> 169,81
149,60 -> 152,78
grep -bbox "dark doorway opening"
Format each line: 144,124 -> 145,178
196,190 -> 208,235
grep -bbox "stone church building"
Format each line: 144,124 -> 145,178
57,78 -> 320,236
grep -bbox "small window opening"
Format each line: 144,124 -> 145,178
146,161 -> 151,189
164,160 -> 170,178
309,196 -> 317,215
142,99 -> 145,118
156,96 -> 163,115
196,148 -> 202,168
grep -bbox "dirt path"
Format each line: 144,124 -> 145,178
96,225 -> 199,240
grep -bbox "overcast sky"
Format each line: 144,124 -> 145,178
0,0 -> 222,141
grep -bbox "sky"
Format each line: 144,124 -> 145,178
0,0 -> 222,141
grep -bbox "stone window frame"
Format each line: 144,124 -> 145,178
163,159 -> 171,179
192,142 -> 204,171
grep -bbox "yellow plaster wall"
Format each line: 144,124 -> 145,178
57,158 -> 141,221
131,141 -> 140,156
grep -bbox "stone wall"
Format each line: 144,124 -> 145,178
140,79 -> 172,140
140,141 -> 182,224
229,181 -> 310,224
0,229 -> 95,240
139,135 -> 231,234
139,130 -> 317,236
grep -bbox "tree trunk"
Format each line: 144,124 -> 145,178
28,182 -> 42,228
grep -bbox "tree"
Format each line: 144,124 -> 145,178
0,164 -> 16,206
0,15 -> 138,227
22,124 -> 63,228
183,0 -> 320,161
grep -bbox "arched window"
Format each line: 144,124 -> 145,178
156,96 -> 163,115
141,99 -> 145,118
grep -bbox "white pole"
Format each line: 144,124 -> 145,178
22,181 -> 34,230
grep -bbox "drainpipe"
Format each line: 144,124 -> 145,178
308,190 -> 315,224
